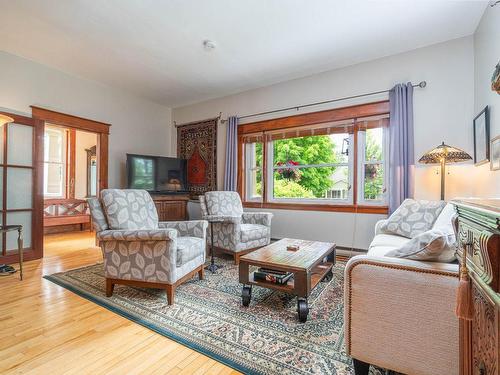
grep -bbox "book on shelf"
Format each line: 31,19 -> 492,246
253,268 -> 293,285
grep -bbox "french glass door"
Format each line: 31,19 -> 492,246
0,111 -> 43,263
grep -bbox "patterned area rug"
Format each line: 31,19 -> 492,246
45,257 -> 388,375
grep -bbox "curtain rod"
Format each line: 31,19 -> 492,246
224,81 -> 426,122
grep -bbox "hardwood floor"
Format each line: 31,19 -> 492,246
0,232 -> 238,375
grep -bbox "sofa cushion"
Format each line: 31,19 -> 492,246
379,199 -> 446,238
368,234 -> 411,257
101,189 -> 159,230
240,223 -> 270,242
385,229 -> 457,262
176,237 -> 204,267
432,203 -> 456,230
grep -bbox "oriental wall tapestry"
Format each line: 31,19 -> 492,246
177,118 -> 217,197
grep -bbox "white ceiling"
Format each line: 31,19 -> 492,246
0,0 -> 487,108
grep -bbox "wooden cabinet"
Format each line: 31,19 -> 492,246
151,194 -> 189,221
453,199 -> 499,375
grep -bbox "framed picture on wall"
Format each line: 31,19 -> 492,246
491,135 -> 500,171
473,106 -> 490,165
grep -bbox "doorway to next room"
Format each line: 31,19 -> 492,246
43,124 -> 98,237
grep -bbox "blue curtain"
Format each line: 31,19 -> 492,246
223,116 -> 238,191
389,83 -> 415,213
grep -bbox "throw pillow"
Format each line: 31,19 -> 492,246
385,228 -> 457,262
101,189 -> 159,230
380,199 -> 446,238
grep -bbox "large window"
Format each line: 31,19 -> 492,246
269,132 -> 353,203
44,126 -> 67,197
239,101 -> 389,213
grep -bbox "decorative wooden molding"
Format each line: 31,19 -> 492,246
31,106 -> 111,134
452,199 -> 499,375
239,101 -> 389,134
0,111 -> 35,126
97,133 -> 109,193
242,201 -> 388,214
67,129 -> 76,199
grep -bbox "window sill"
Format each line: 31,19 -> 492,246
242,201 -> 388,214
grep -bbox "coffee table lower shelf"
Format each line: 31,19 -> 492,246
246,262 -> 333,292
240,262 -> 334,322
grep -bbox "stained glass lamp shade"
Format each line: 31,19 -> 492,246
418,142 -> 472,200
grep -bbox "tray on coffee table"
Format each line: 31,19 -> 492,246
238,238 -> 336,322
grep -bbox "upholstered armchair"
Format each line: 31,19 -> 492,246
88,189 -> 208,305
199,191 -> 273,264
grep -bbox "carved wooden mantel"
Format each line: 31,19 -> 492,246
452,199 -> 499,375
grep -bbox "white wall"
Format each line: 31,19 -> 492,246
0,51 -> 172,189
474,5 -> 500,187
74,130 -> 98,199
173,37 -> 481,249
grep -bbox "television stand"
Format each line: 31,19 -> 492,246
150,193 -> 189,221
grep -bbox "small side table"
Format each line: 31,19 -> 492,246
205,218 -> 225,274
0,225 -> 23,280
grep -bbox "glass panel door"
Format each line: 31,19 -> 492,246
0,113 -> 41,260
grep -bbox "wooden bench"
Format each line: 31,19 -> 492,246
44,199 -> 91,232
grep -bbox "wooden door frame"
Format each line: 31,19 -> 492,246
0,110 -> 44,263
31,106 -> 111,195
31,106 -> 110,260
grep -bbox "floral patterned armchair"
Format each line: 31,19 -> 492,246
88,189 -> 208,305
199,191 -> 273,264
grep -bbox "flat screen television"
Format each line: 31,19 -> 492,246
126,154 -> 188,193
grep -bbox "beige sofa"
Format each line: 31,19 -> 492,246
344,203 -> 460,375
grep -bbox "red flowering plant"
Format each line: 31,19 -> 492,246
276,160 -> 301,181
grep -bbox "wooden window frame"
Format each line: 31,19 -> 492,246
237,101 -> 390,214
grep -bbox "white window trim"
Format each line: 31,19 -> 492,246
244,143 -> 263,202
356,127 -> 389,206
43,127 -> 67,198
265,134 -> 354,205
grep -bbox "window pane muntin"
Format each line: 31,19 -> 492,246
244,142 -> 263,201
364,127 -> 383,162
272,133 -> 348,168
44,163 -> 65,197
267,133 -> 353,204
357,126 -> 388,205
7,123 -> 33,166
7,167 -> 33,209
44,127 -> 66,163
363,163 -> 385,201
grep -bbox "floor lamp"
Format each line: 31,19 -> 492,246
418,142 -> 472,200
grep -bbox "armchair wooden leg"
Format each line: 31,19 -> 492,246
166,285 -> 175,305
105,279 -> 114,297
352,359 -> 370,375
198,266 -> 205,280
234,253 -> 240,265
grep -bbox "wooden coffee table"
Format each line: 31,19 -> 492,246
239,238 -> 336,322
